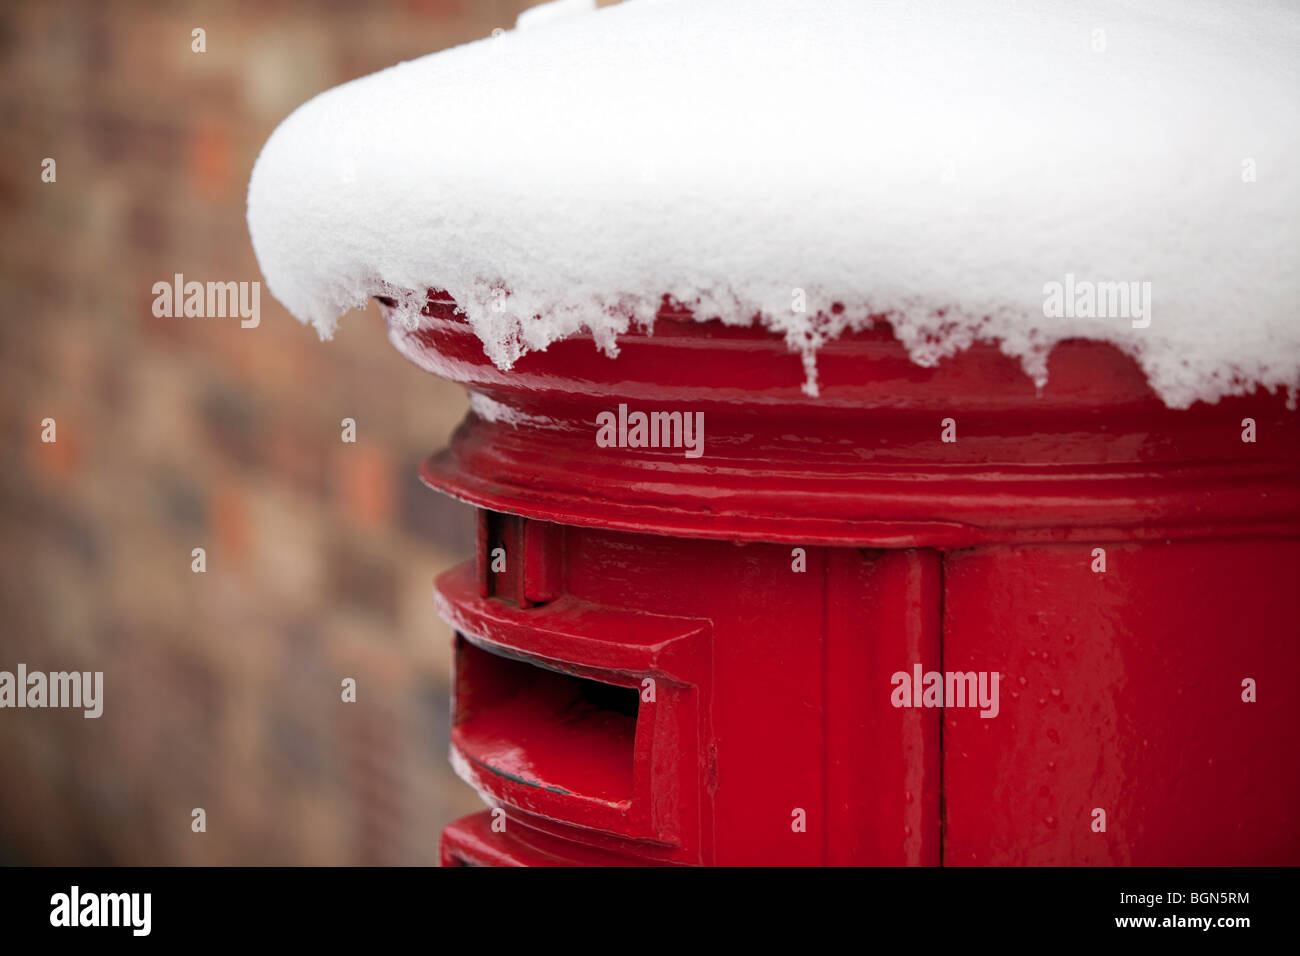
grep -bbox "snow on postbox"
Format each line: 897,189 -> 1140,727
248,0 -> 1300,865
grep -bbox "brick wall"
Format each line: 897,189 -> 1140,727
0,0 -> 540,864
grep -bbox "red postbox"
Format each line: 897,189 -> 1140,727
385,293 -> 1299,867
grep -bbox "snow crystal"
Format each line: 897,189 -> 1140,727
247,0 -> 1300,408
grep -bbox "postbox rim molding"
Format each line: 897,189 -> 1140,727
394,296 -> 1299,549
421,456 -> 1300,549
390,296 -> 1299,416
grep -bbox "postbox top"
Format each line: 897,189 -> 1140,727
248,0 -> 1299,409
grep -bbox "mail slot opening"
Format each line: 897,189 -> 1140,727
453,635 -> 639,804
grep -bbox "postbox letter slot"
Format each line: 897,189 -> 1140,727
453,636 -> 638,804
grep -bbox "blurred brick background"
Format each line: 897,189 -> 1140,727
0,0 -> 544,864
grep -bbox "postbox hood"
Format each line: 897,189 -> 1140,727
247,0 -> 1300,408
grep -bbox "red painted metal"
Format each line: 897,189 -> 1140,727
385,292 -> 1300,866
943,540 -> 1300,865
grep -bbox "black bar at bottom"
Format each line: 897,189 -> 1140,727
0,865 -> 1292,942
